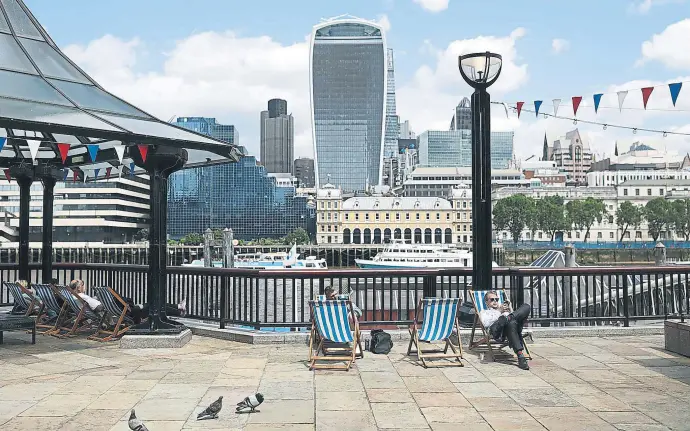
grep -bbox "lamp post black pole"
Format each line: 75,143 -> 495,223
470,88 -> 493,293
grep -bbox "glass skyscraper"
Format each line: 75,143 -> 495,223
418,130 -> 514,169
384,48 -> 399,158
173,117 -> 239,146
310,16 -> 387,191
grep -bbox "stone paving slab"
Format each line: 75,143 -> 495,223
0,330 -> 688,430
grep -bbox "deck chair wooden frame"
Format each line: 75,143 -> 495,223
91,287 -> 134,341
32,284 -> 70,335
52,287 -> 105,338
308,299 -> 363,371
407,298 -> 464,368
5,282 -> 42,318
468,289 -> 532,361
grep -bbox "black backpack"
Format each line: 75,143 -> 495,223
458,301 -> 476,327
369,329 -> 393,354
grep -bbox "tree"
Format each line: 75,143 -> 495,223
671,199 -> 690,241
492,195 -> 534,244
180,232 -> 204,246
565,197 -> 607,242
283,228 -> 311,245
615,201 -> 643,242
525,199 -> 539,241
536,196 -> 567,242
645,198 -> 672,242
133,228 -> 149,242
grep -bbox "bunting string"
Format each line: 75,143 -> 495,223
494,102 -> 690,137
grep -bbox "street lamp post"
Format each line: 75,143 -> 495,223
458,52 -> 502,294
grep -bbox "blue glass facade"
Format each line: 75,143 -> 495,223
173,117 -> 239,145
310,20 -> 386,192
418,130 -> 514,169
167,157 -> 316,241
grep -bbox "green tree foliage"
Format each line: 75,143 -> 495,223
525,198 -> 539,241
282,228 -> 311,245
493,195 -> 534,244
565,197 -> 607,242
179,232 -> 204,246
536,196 -> 567,242
671,199 -> 690,241
133,228 -> 149,242
644,198 -> 672,242
615,201 -> 644,242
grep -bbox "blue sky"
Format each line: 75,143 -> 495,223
27,0 -> 690,159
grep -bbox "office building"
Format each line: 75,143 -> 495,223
589,142 -> 690,173
294,157 -> 316,188
167,157 -> 315,241
449,98 -> 472,131
173,117 -> 239,145
417,130 -> 514,169
310,15 -> 387,191
383,48 -> 400,158
260,99 -> 294,174
399,119 -> 415,139
542,128 -> 592,184
402,166 -> 528,198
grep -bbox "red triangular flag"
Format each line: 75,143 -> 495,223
57,143 -> 70,164
106,167 -> 112,179
73,169 -> 78,182
137,144 -> 149,163
516,102 -> 524,118
4,169 -> 10,182
572,96 -> 583,116
641,87 -> 654,109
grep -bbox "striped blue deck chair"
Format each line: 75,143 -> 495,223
32,284 -> 70,335
91,287 -> 134,341
407,298 -> 464,368
52,286 -> 105,338
308,299 -> 362,371
5,282 -> 41,317
468,290 -> 532,361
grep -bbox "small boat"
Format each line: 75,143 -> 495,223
184,245 -> 328,270
355,240 -> 494,269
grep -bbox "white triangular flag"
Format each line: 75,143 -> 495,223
114,145 -> 125,163
617,91 -> 628,112
552,99 -> 561,116
83,169 -> 89,183
118,165 -> 123,178
27,139 -> 41,161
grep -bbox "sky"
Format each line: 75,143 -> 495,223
26,0 -> 690,162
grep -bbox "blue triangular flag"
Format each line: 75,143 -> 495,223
94,168 -> 100,178
63,169 -> 68,180
129,162 -> 135,176
87,144 -> 99,162
593,93 -> 603,114
534,100 -> 543,117
669,82 -> 682,107
0,137 -> 5,152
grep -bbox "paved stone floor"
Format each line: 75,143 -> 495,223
0,332 -> 689,430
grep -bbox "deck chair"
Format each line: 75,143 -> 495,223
5,282 -> 42,317
91,287 -> 134,341
308,299 -> 363,371
407,298 -> 464,368
32,284 -> 70,335
52,286 -> 105,338
468,290 -> 532,361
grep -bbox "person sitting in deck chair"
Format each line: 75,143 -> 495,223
69,280 -> 105,318
479,291 -> 531,371
324,287 -> 362,323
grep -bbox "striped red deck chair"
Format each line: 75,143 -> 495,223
91,287 -> 134,341
407,298 -> 464,368
468,289 -> 532,361
308,299 -> 363,371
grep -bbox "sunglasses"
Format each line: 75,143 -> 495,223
487,298 -> 499,302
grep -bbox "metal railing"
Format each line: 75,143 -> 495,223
1,263 -> 687,329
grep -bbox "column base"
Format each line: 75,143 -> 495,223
120,329 -> 192,349
128,315 -> 187,335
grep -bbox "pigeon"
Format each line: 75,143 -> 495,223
236,393 -> 264,413
128,410 -> 149,431
197,396 -> 223,420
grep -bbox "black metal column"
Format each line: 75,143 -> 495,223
129,146 -> 187,334
470,89 -> 493,293
10,166 -> 35,282
37,165 -> 62,283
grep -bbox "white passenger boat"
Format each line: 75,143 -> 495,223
355,240 -> 495,269
183,245 -> 327,270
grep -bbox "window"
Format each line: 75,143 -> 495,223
635,189 -> 640,196
576,232 -> 580,238
609,232 -> 614,239
327,201 -> 331,209
416,214 -> 420,220
396,213 -> 400,220
375,213 -> 379,221
436,213 -> 440,220
660,188 -> 664,196
647,189 -> 652,196
624,189 -> 628,196
355,214 -> 359,221
426,213 -> 430,220
597,232 -> 602,239
365,214 -> 369,221
446,213 -> 450,220
386,213 -> 390,220
345,214 -> 349,221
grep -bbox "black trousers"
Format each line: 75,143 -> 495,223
489,303 -> 530,353
121,297 -> 180,324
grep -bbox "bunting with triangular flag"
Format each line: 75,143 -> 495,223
137,144 -> 149,163
87,144 -> 99,162
73,169 -> 78,182
617,91 -> 628,112
27,139 -> 40,161
572,96 -> 582,116
106,167 -> 112,179
641,87 -> 654,109
114,145 -> 125,163
57,143 -> 70,164
94,168 -> 100,179
516,102 -> 524,118
0,137 -> 6,152
552,99 -> 561,116
129,162 -> 135,177
83,169 -> 89,183
593,93 -> 603,113
669,82 -> 682,106
63,169 -> 69,181
4,170 -> 10,183
534,100 -> 542,117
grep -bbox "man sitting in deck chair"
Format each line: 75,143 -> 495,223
479,291 -> 531,370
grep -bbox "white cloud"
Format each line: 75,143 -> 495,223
638,18 -> 690,70
412,0 -> 450,12
628,0 -> 686,14
551,38 -> 570,54
375,14 -> 391,32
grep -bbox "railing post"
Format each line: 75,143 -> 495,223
622,274 -> 630,327
513,269 -> 525,306
219,275 -> 226,329
422,273 -> 437,298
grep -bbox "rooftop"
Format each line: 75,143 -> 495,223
0,330 -> 687,430
342,196 -> 452,210
410,167 -> 523,177
619,179 -> 690,187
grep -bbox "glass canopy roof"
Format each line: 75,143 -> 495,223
0,0 -> 243,179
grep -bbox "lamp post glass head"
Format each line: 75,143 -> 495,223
458,52 -> 502,89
